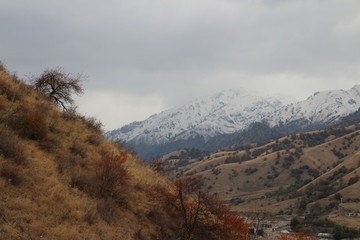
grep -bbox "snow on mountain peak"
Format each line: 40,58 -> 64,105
266,85 -> 360,127
107,89 -> 289,145
106,85 -> 360,149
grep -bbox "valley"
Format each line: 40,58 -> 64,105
2,0 -> 360,239
160,124 -> 360,237
1,63 -> 359,239
106,84 -> 360,238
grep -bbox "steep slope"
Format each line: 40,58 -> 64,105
0,64 -> 169,239
0,64 -> 250,240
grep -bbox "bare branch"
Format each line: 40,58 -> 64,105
32,67 -> 84,110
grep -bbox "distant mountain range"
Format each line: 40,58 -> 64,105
106,85 -> 360,159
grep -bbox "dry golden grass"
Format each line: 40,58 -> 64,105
331,216 -> 360,229
340,202 -> 360,211
162,117 -> 360,217
0,65 -> 172,240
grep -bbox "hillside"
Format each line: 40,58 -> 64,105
161,124 -> 360,229
0,64 -> 170,239
0,64 -> 249,240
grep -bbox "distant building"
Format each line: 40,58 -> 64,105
344,212 -> 360,217
317,232 -> 333,239
339,205 -> 360,217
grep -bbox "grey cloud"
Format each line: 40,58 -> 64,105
1,0 -> 359,128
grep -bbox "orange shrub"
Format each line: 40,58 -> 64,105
149,177 -> 249,240
94,153 -> 128,200
214,203 -> 249,240
277,232 -> 317,240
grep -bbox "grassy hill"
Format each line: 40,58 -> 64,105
0,64 -> 250,240
0,64 -> 174,239
162,124 -> 360,229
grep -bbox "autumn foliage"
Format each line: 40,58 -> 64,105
277,232 -> 317,240
94,152 -> 128,200
150,177 -> 249,240
214,203 -> 249,240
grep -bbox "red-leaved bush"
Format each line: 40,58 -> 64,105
149,177 -> 249,240
93,152 -> 128,201
277,232 -> 317,240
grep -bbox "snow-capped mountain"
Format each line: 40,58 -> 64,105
106,89 -> 291,145
106,85 -> 360,159
266,85 -> 360,128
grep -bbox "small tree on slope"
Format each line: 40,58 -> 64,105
32,68 -> 84,110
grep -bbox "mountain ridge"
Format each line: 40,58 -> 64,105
266,85 -> 360,128
106,85 -> 360,159
107,89 -> 291,143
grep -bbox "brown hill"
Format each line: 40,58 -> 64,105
0,64 -> 250,240
162,124 -> 360,224
0,64 -> 173,239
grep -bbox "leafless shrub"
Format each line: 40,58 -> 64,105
146,207 -> 169,230
0,99 -> 18,124
149,158 -> 166,174
70,141 -> 88,158
9,105 -> 48,141
87,134 -> 102,146
71,153 -> 129,205
0,61 -> 6,72
71,174 -> 93,191
62,106 -> 79,121
57,155 -> 80,173
82,116 -> 103,134
39,135 -> 59,152
114,140 -> 137,156
0,126 -> 26,164
0,68 -> 30,101
0,79 -> 25,102
94,153 -> 128,199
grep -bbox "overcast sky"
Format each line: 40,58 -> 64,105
1,0 -> 360,130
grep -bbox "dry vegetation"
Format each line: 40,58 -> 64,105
158,125 -> 360,238
0,63 -> 250,240
161,120 -> 360,227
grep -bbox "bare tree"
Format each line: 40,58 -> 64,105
32,68 -> 84,110
245,209 -> 271,239
150,177 -> 249,240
